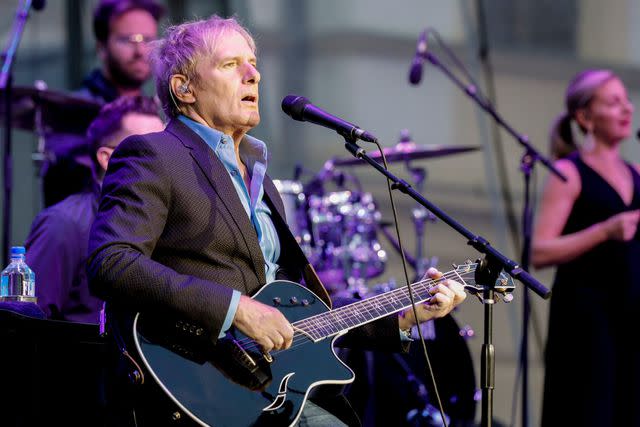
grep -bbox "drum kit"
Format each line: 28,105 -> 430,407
275,130 -> 481,426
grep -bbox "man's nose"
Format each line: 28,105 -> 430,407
244,63 -> 260,84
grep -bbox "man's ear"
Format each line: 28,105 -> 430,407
170,75 -> 196,105
96,147 -> 112,172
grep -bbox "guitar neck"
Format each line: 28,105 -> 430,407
293,264 -> 477,342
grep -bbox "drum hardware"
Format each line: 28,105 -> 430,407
328,139 -> 480,168
30,80 -> 49,171
0,84 -> 102,136
0,82 -> 102,178
337,310 -> 477,426
398,350 -> 451,427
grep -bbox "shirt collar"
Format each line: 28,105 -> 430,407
178,115 -> 268,169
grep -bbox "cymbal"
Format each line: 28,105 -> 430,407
0,86 -> 102,135
330,141 -> 480,167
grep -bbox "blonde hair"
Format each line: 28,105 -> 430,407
549,69 -> 617,159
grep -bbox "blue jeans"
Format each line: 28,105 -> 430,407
296,400 -> 348,426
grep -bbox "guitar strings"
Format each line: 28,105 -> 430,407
235,269 -> 469,354
234,273 -> 440,349
232,269 -> 476,355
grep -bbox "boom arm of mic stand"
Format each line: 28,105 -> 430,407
419,51 -> 566,183
342,138 -> 551,299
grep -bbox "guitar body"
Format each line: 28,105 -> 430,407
129,262 -> 507,427
133,280 -> 354,427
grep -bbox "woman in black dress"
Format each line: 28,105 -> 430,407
533,69 -> 640,426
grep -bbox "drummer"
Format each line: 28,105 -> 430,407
42,0 -> 165,207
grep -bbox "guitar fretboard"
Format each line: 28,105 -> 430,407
293,263 -> 477,342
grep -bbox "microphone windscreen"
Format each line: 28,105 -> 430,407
281,95 -> 310,121
408,58 -> 423,85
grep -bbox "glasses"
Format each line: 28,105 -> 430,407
112,34 -> 157,47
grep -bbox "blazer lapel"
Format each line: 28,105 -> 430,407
165,119 -> 266,284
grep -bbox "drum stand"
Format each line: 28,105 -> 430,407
377,159 -> 437,282
404,160 -> 438,282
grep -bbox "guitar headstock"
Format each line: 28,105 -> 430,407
451,260 -> 515,303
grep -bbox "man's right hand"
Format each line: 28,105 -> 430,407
232,295 -> 294,353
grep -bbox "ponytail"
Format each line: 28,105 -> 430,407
549,112 -> 577,159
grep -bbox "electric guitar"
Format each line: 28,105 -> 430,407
131,262 -> 513,426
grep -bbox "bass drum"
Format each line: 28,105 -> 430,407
338,314 -> 477,427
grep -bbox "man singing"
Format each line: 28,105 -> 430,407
88,15 -> 466,426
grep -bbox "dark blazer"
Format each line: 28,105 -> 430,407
87,118 -> 405,351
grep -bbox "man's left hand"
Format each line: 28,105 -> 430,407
397,267 -> 467,331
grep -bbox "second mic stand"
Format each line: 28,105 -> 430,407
415,41 -> 566,427
340,136 -> 551,427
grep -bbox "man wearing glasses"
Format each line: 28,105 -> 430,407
79,0 -> 164,103
43,0 -> 165,208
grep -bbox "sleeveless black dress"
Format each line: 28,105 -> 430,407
541,153 -> 640,427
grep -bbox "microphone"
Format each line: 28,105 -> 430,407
33,0 -> 47,10
408,30 -> 428,85
281,95 -> 378,143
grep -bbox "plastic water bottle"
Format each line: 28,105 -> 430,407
0,246 -> 35,300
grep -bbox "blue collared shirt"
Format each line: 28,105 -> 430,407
179,115 -> 281,337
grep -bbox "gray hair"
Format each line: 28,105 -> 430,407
150,15 -> 256,118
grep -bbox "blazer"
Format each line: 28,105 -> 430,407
87,118 -> 405,352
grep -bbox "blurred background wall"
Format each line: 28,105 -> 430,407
2,1 -> 640,425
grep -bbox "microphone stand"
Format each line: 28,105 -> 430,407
414,41 -> 567,427
339,136 -> 551,427
1,0 -> 43,263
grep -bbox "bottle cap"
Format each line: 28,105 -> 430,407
10,246 -> 25,255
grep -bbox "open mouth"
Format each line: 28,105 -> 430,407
242,95 -> 257,103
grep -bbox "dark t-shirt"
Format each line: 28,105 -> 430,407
25,190 -> 103,323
